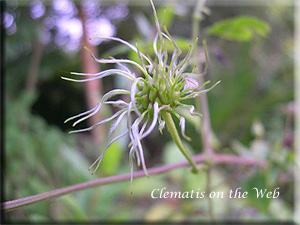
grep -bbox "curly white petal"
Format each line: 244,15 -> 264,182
69,108 -> 127,134
91,36 -> 152,65
141,102 -> 159,139
180,117 -> 191,141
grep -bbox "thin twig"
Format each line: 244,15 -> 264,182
2,154 -> 266,211
26,40 -> 43,93
192,0 -> 215,220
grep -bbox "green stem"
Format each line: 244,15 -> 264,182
162,112 -> 199,174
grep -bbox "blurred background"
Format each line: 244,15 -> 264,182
4,0 -> 295,222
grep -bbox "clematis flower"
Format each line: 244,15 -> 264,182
62,0 -> 219,191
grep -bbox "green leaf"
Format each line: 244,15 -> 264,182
206,16 -> 270,42
157,6 -> 175,29
99,141 -> 122,175
128,176 -> 167,197
162,141 -> 195,182
243,171 -> 271,212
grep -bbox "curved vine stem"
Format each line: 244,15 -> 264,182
2,154 -> 266,211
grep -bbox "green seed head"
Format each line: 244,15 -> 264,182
135,70 -> 183,114
62,0 -> 220,191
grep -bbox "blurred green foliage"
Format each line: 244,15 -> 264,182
206,16 -> 270,41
